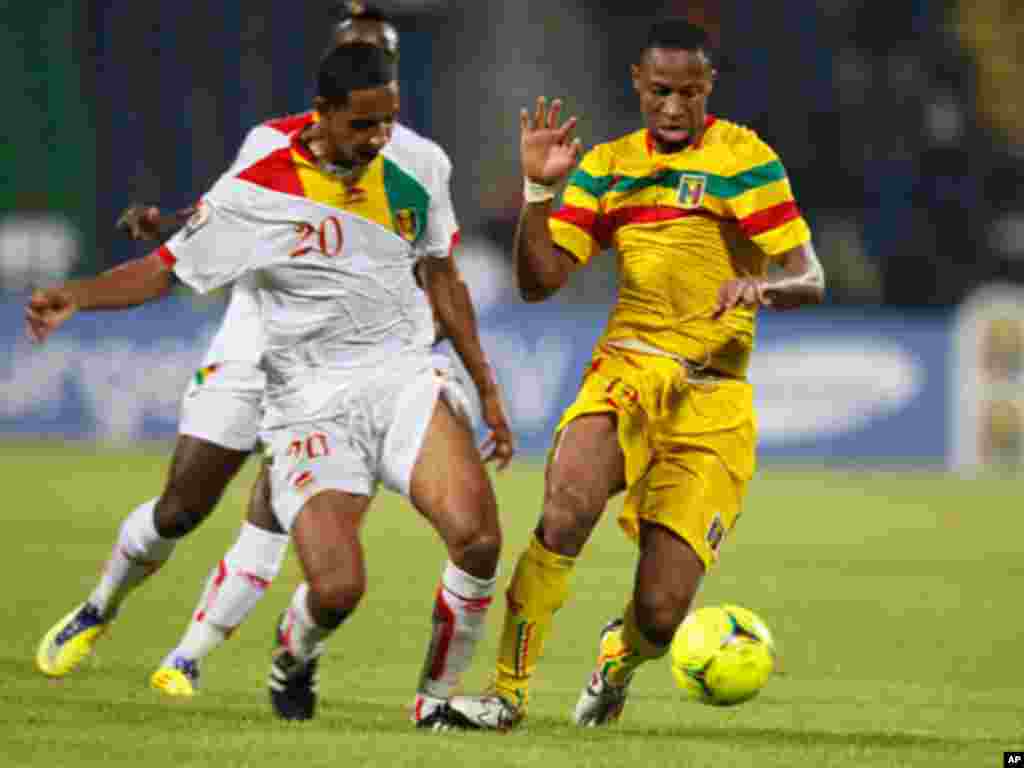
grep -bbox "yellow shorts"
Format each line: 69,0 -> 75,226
554,345 -> 756,567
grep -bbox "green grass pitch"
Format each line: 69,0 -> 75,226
2,440 -> 1021,767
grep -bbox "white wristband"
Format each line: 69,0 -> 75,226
524,178 -> 557,204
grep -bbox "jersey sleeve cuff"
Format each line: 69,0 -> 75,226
157,244 -> 176,268
421,229 -> 461,259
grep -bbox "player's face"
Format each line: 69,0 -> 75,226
319,83 -> 399,169
632,48 -> 715,153
331,19 -> 399,55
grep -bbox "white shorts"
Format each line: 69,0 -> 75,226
266,363 -> 471,531
178,362 -> 266,452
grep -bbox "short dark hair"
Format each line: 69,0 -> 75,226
330,1 -> 392,26
317,43 -> 397,107
327,1 -> 399,54
642,18 -> 713,63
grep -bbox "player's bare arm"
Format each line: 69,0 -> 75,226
25,250 -> 173,343
117,204 -> 196,241
28,200 -> 188,341
413,257 -> 451,343
514,97 -> 582,303
419,254 -> 515,469
713,241 -> 826,318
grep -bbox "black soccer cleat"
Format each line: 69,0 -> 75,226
414,701 -> 483,732
268,621 -> 320,721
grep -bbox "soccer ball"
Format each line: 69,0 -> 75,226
670,604 -> 776,706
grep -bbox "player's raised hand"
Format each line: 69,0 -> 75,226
116,204 -> 194,240
25,286 -> 78,344
520,96 -> 582,186
713,277 -> 767,319
479,389 -> 515,471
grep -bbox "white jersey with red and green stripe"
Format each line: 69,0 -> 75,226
162,118 -> 458,429
197,115 -> 437,375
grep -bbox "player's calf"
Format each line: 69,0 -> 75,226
153,485 -> 222,538
152,436 -> 250,538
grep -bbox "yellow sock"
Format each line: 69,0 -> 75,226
602,601 -> 669,687
494,534 -> 575,711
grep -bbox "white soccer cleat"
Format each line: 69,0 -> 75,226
444,694 -> 523,731
572,618 -> 632,727
573,669 -> 631,726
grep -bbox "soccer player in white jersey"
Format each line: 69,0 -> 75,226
27,43 -> 513,730
32,6 -> 478,708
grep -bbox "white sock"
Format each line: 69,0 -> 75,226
169,523 -> 289,662
417,560 -> 496,701
89,499 -> 176,619
279,583 -> 333,663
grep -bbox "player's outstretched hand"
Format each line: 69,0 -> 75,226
713,277 -> 767,319
521,96 -> 582,187
479,390 -> 515,471
25,286 -> 77,344
116,204 -> 194,240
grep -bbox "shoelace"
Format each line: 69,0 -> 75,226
174,658 -> 200,681
55,605 -> 102,645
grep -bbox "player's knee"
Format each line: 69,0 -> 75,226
460,527 -> 502,575
542,474 -> 601,553
307,571 -> 365,620
634,587 -> 693,646
439,473 -> 501,573
546,471 -> 602,525
446,516 -> 501,578
153,487 -> 216,538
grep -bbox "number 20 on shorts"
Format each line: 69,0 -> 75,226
287,432 -> 331,460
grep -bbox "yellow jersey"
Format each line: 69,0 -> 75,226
549,117 -> 811,377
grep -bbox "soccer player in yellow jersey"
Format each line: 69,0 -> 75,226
450,18 -> 825,729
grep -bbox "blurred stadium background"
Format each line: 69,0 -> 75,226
3,0 -> 1024,468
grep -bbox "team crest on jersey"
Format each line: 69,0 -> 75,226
677,174 -> 707,209
395,208 -> 420,242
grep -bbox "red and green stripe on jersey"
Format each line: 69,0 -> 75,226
233,140 -> 431,245
551,119 -> 810,264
